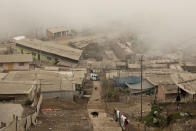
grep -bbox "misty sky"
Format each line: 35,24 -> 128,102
1,0 -> 196,51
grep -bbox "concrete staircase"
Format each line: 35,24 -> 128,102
87,81 -> 122,131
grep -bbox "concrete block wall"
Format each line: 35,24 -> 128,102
2,63 -> 30,71
16,47 -> 56,64
0,95 -> 43,131
42,90 -> 74,101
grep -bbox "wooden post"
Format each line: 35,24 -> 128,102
16,116 -> 18,131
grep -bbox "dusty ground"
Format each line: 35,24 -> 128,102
105,94 -> 153,131
161,102 -> 196,114
105,95 -> 196,131
29,98 -> 92,131
106,95 -> 153,119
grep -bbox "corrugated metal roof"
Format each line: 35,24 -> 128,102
146,74 -> 178,94
16,39 -> 82,61
172,73 -> 196,95
146,74 -> 174,85
0,54 -> 33,63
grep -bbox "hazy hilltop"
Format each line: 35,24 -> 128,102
1,0 -> 196,53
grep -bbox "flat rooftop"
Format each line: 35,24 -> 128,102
47,26 -> 68,33
0,54 -> 33,63
4,71 -> 75,92
16,39 -> 82,61
128,64 -> 140,69
0,81 -> 35,95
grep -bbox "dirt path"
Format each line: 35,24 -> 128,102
87,81 -> 122,131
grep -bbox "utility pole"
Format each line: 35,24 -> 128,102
71,64 -> 74,90
140,55 -> 144,120
117,69 -> 120,92
39,79 -> 42,92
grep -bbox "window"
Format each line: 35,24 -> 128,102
32,52 -> 36,56
38,54 -> 40,60
47,56 -> 51,60
19,63 -> 24,66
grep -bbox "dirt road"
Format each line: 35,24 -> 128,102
87,81 -> 122,131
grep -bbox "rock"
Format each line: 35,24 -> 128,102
180,112 -> 185,117
153,118 -> 158,124
160,112 -> 167,118
36,121 -> 42,125
184,112 -> 189,117
154,111 -> 158,115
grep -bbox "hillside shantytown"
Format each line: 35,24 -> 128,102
1,1 -> 196,131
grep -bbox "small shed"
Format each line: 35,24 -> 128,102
146,74 -> 178,101
116,61 -> 127,69
126,79 -> 155,95
172,73 -> 196,101
0,81 -> 38,101
46,26 -> 69,39
128,64 -> 140,71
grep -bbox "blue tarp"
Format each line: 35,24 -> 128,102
114,76 -> 141,87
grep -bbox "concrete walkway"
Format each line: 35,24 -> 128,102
87,81 -> 122,131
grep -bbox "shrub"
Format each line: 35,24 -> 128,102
143,105 -> 167,128
167,112 -> 185,125
102,79 -> 119,100
25,98 -> 33,106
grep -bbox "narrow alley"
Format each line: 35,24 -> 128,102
87,81 -> 122,131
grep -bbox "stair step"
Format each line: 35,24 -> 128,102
92,120 -> 120,127
94,127 -> 122,131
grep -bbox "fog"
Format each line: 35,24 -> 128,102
1,0 -> 196,53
